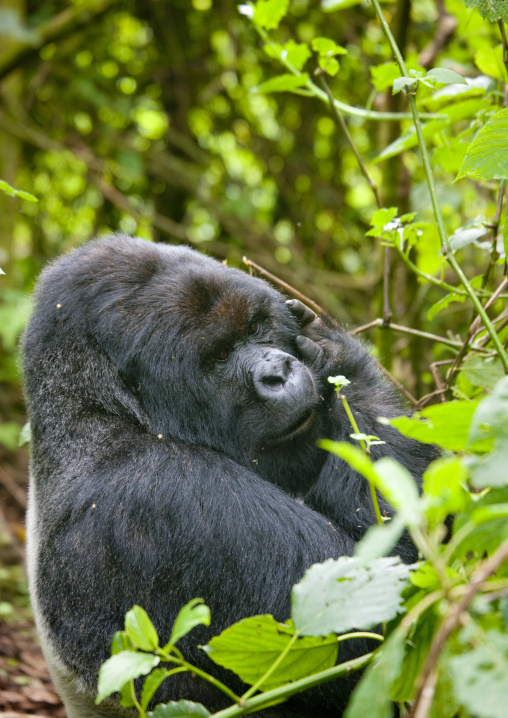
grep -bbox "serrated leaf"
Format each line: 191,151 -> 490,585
141,668 -> 172,711
96,652 -> 160,704
457,108 -> 508,180
427,292 -> 466,321
166,598 -> 210,649
425,68 -> 467,85
292,557 -> 411,636
463,0 -> 508,22
204,615 -> 337,689
469,376 -> 508,443
255,73 -> 309,94
125,606 -> 159,651
449,630 -> 508,718
147,700 -> 211,718
253,0 -> 290,29
461,355 -> 505,390
385,401 -> 484,452
345,631 -> 405,718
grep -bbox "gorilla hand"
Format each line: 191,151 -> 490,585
286,299 -> 344,382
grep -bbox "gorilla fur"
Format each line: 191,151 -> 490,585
22,235 -> 438,718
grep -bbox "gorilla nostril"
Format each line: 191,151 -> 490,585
261,375 -> 285,389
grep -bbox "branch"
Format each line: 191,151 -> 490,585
0,0 -> 121,82
409,537 -> 508,718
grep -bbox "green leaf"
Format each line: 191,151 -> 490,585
280,39 -> 311,71
204,615 -> 337,690
423,456 -> 469,526
457,108 -> 508,181
311,37 -> 347,56
253,0 -> 290,29
318,56 -> 340,76
354,515 -> 406,563
111,630 -> 133,655
373,457 -> 420,515
449,630 -> 508,718
15,189 -> 38,202
469,376 -> 508,443
125,606 -> 159,651
393,76 -> 416,94
147,700 -> 211,718
469,439 -> 508,489
292,556 -> 411,636
18,421 -> 31,447
475,46 -> 508,82
318,441 -> 379,485
96,652 -> 160,704
165,598 -> 210,649
383,401 -> 483,452
463,0 -> 508,22
369,206 -> 398,228
448,217 -> 488,251
391,612 -> 437,702
461,355 -> 505,390
141,668 -> 172,711
425,68 -> 467,85
345,632 -> 405,718
255,73 -> 309,94
427,292 -> 466,321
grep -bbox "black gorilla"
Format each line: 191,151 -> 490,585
22,235 -> 437,718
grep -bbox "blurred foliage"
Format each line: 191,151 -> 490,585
0,0 -> 506,444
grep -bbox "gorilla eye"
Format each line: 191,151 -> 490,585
217,349 -> 230,362
247,322 -> 259,336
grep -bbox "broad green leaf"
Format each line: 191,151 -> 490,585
393,76 -> 416,94
391,611 -> 437,702
469,376 -> 508,442
457,108 -> 508,180
125,606 -> 159,651
111,630 -> 133,655
204,615 -> 337,690
147,700 -> 211,718
449,630 -> 508,718
427,292 -> 466,320
255,73 -> 309,94
253,0 -> 290,30
469,439 -> 508,488
96,652 -> 160,704
383,401 -> 483,452
425,68 -> 467,85
373,457 -> 420,514
461,355 -> 504,390
453,489 -> 508,558
354,515 -> 406,563
448,217 -> 488,251
318,56 -> 339,76
318,441 -> 378,485
292,557 -> 411,636
141,668 -> 172,711
475,46 -> 507,82
463,0 -> 508,22
368,206 -> 398,230
345,632 -> 405,718
166,598 -> 210,649
423,456 -> 469,525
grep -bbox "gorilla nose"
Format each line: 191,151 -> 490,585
253,353 -> 292,398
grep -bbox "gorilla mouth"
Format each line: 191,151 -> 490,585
267,409 -> 315,446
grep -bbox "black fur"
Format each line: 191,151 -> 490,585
22,236 -> 438,717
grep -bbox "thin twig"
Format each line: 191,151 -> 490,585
242,257 -> 324,315
409,537 -> 508,718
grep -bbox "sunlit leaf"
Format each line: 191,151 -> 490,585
457,108 -> 508,181
96,652 -> 160,704
165,598 -> 210,649
125,606 -> 159,651
463,0 -> 508,22
255,73 -> 309,94
147,701 -> 211,718
253,0 -> 290,29
425,68 -> 467,85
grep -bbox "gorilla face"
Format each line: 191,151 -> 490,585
83,240 -> 329,495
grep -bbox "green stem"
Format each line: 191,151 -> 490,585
242,632 -> 299,700
211,652 -> 374,718
337,631 -> 384,643
157,653 -> 241,704
255,27 -> 441,122
369,0 -> 508,373
129,679 -> 145,718
339,394 -> 384,526
392,244 -> 468,295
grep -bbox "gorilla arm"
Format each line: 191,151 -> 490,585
287,301 -> 439,562
32,424 -> 366,715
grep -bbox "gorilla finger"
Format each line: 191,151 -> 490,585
296,335 -> 323,365
286,299 -> 317,327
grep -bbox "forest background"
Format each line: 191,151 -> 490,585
1,0 -> 508,716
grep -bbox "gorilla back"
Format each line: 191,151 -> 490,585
23,236 -> 437,717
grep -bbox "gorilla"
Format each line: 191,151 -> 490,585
22,235 -> 437,718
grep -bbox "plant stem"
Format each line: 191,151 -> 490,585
338,393 -> 384,526
369,0 -> 508,372
255,27 -> 441,122
159,653 -> 241,703
212,652 -> 373,718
